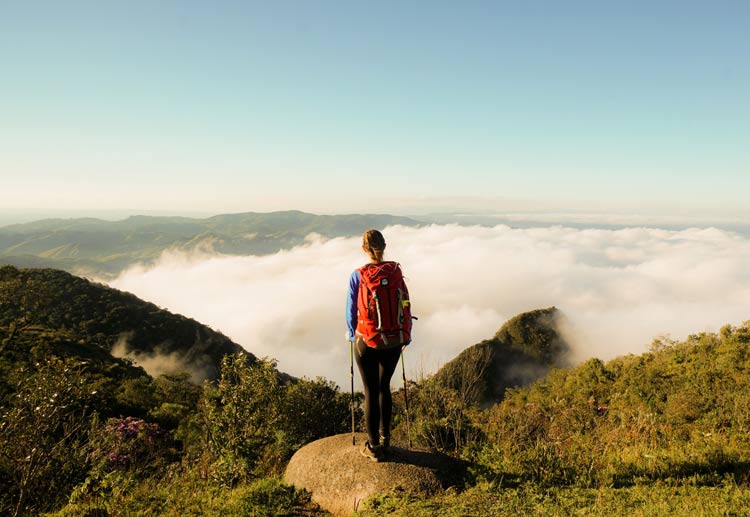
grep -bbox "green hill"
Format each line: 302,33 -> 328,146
466,321 -> 750,487
375,320 -> 750,515
0,210 -> 422,278
0,265 -> 348,517
4,273 -> 750,516
0,265 -> 250,381
431,307 -> 570,407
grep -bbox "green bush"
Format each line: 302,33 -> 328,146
279,376 -> 350,449
397,378 -> 484,454
196,354 -> 352,481
0,358 -> 97,516
88,416 -> 174,476
197,354 -> 282,485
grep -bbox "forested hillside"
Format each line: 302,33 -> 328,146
0,267 -> 348,516
432,307 -> 570,407
0,265 -> 249,381
0,211 -> 422,277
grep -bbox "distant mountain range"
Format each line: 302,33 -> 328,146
0,211 -> 422,278
4,209 -> 746,279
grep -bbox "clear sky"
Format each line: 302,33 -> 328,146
1,1 -> 748,218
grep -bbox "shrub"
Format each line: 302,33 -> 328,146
279,376 -> 350,448
0,358 -> 96,516
197,354 -> 282,484
88,416 -> 174,476
394,377 -> 484,454
235,477 -> 314,516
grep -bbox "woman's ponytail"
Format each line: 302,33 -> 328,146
362,229 -> 386,262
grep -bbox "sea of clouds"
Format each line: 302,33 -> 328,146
107,224 -> 750,388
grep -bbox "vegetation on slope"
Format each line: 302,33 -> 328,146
472,324 -> 750,487
359,322 -> 750,515
0,266 -> 351,516
390,321 -> 750,491
389,307 -> 571,453
3,265 -> 750,515
0,265 -> 248,381
1,351 -> 345,515
432,307 -> 570,407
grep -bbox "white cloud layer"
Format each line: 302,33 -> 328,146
108,225 -> 750,388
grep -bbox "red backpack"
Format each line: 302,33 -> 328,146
356,261 -> 413,349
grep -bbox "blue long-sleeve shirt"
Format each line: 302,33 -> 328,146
346,269 -> 360,341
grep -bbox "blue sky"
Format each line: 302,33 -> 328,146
1,1 -> 748,218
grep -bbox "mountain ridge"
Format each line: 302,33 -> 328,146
431,307 -> 571,407
0,210 -> 424,277
0,265 -> 252,382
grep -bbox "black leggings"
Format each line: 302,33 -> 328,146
354,338 -> 402,446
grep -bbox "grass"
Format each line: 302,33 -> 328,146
47,475 -> 327,517
356,480 -> 750,516
48,475 -> 750,517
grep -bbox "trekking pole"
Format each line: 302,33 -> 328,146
401,350 -> 412,449
350,338 -> 356,446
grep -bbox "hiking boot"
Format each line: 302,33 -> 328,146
360,441 -> 383,462
380,434 -> 390,451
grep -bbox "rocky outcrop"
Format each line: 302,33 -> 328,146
284,433 -> 466,516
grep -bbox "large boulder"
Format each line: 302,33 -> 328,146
284,433 -> 466,516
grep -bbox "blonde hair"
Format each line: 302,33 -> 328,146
362,229 -> 386,262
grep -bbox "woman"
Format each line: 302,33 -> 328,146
346,229 -> 411,461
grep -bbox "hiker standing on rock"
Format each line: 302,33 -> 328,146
346,229 -> 413,462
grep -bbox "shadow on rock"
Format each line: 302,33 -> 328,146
285,433 -> 467,516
